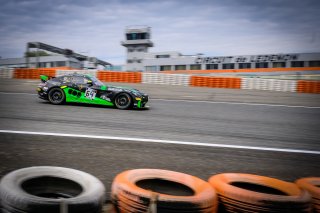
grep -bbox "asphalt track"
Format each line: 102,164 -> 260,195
0,79 -> 320,198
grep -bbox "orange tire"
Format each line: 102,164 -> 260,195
112,169 -> 218,212
296,177 -> 320,212
209,173 -> 311,212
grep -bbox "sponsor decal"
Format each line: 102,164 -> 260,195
108,87 -> 123,92
100,95 -> 111,102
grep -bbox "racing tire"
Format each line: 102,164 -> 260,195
296,177 -> 320,212
114,93 -> 132,110
111,169 -> 218,213
0,166 -> 106,213
48,87 -> 65,105
208,173 -> 312,213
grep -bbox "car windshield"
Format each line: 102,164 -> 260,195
89,76 -> 104,86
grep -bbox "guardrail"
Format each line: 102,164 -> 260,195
1,68 -> 320,94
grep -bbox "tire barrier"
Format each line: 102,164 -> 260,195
97,71 -> 142,83
0,68 -> 14,79
14,68 -> 56,79
241,78 -> 297,92
142,73 -> 190,86
297,81 -> 320,94
13,67 -> 71,79
111,169 -> 218,213
0,166 -> 105,213
208,173 -> 312,213
190,76 -> 241,89
296,177 -> 320,212
2,68 -> 320,94
56,69 -> 98,77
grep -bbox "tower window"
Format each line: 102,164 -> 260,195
126,33 -> 148,40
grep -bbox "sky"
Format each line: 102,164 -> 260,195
0,0 -> 319,65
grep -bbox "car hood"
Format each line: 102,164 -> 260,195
106,85 -> 146,96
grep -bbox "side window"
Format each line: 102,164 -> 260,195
71,76 -> 86,84
62,76 -> 72,83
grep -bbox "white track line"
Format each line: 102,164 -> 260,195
152,98 -> 320,109
0,92 -> 37,95
0,130 -> 319,155
0,92 -> 319,108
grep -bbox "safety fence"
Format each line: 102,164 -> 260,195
142,73 -> 190,86
190,76 -> 241,89
0,68 -> 14,79
97,71 -> 141,83
12,67 -> 72,79
241,78 -> 297,92
1,68 -> 320,94
297,80 -> 320,94
0,167 -> 319,213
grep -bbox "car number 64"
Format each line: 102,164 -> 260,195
85,88 -> 97,100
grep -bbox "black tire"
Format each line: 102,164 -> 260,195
48,88 -> 65,105
114,93 -> 132,110
0,166 -> 106,213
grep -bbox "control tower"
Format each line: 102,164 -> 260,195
121,26 -> 153,71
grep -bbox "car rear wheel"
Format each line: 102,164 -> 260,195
114,93 -> 132,110
48,88 -> 65,105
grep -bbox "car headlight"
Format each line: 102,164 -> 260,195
43,87 -> 48,91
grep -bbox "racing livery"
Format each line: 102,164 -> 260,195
37,74 -> 148,109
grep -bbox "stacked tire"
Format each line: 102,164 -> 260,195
111,169 -> 218,213
208,173 -> 312,213
296,177 -> 320,212
0,166 -> 106,213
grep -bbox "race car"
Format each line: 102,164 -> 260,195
37,73 -> 148,110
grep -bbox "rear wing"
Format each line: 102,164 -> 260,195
40,75 -> 55,83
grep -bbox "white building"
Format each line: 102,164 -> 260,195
121,27 -> 320,72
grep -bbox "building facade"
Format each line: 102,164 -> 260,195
143,52 -> 320,72
0,55 -> 81,69
121,27 -> 320,72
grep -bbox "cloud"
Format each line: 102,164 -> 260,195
0,0 -> 319,64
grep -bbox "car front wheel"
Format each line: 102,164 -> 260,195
114,93 -> 132,110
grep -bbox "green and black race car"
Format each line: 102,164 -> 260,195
37,73 -> 148,110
